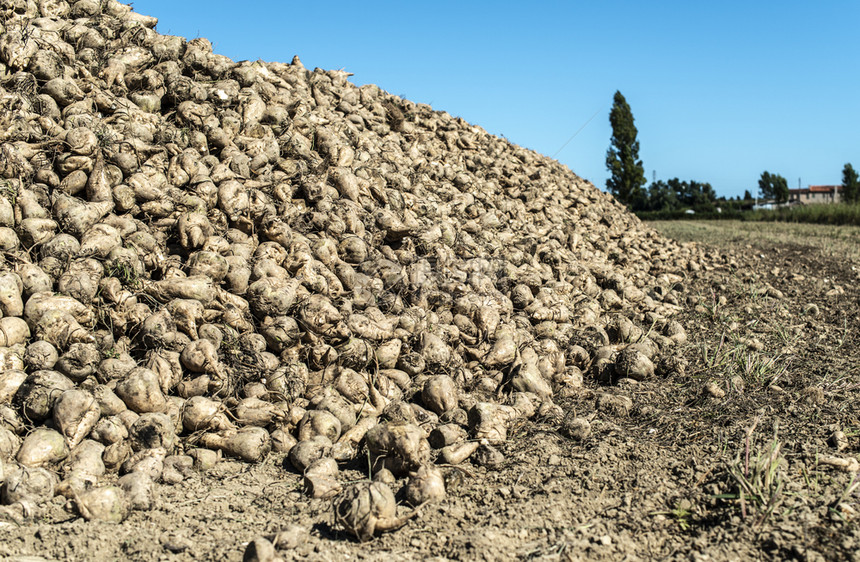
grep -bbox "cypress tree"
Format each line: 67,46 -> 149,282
842,163 -> 859,203
605,91 -> 646,206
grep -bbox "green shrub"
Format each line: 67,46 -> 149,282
744,203 -> 860,226
638,203 -> 860,226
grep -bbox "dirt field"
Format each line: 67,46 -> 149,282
3,220 -> 860,561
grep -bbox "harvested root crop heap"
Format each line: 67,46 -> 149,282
0,0 -> 706,538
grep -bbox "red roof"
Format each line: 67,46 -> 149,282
809,185 -> 841,193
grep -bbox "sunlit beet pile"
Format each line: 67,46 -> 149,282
0,0 -> 705,542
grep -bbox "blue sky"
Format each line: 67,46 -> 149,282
132,1 -> 860,199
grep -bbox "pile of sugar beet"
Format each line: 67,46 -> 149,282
0,0 -> 704,544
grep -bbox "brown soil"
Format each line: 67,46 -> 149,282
3,228 -> 859,561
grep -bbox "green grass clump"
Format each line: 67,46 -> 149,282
715,419 -> 786,529
642,203 -> 860,226
745,203 -> 860,226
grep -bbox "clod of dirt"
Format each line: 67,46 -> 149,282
802,386 -> 825,404
704,381 -> 726,399
828,430 -> 848,452
269,524 -> 309,550
161,455 -> 194,484
657,355 -> 687,378
560,413 -> 592,441
597,393 -> 634,416
472,443 -> 505,468
243,537 -> 278,562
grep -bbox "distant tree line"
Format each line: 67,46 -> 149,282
604,91 -> 860,213
631,178 -> 720,212
605,92 -> 736,213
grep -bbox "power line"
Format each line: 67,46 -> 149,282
551,105 -> 605,159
